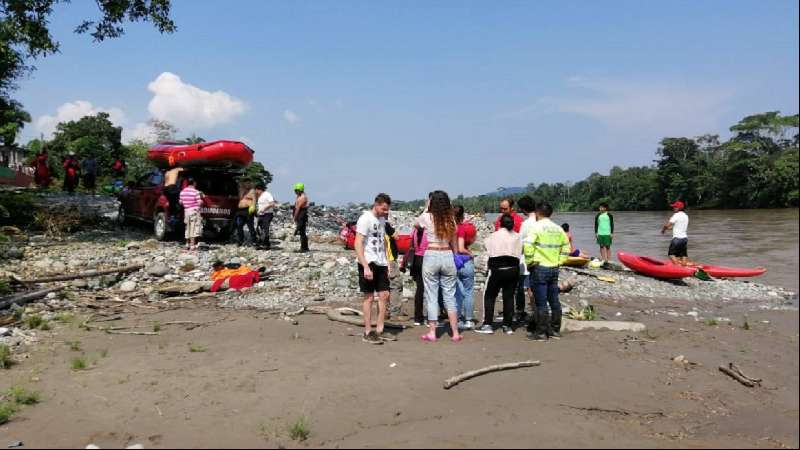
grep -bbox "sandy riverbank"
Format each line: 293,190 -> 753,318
1,294 -> 797,449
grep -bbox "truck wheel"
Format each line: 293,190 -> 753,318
117,204 -> 130,227
154,211 -> 169,241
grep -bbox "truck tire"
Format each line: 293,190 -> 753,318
154,211 -> 169,241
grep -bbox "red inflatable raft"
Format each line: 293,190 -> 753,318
618,252 -> 767,279
339,224 -> 411,254
147,140 -> 254,169
617,252 -> 695,279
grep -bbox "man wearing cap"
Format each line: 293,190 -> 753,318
293,182 -> 310,252
661,201 -> 690,265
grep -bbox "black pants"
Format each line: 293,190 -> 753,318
515,273 -> 527,313
411,255 -> 425,323
235,208 -> 255,245
295,211 -> 309,251
164,185 -> 180,218
257,213 -> 273,248
63,174 -> 78,193
483,266 -> 520,328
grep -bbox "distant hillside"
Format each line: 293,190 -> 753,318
487,187 -> 527,197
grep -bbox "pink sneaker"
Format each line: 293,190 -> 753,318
420,334 -> 437,343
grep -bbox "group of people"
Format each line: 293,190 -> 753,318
352,191 -> 693,345
31,149 -> 127,194
180,179 -> 309,253
354,191 -> 573,345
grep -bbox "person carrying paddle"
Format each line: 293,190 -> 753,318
662,201 -> 691,266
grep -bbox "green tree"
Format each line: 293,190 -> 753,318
238,161 -> 273,186
0,97 -> 29,145
148,119 -> 178,143
48,112 -> 122,176
183,134 -> 205,144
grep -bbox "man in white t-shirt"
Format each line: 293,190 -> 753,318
255,183 -> 276,250
661,201 -> 690,265
355,193 -> 393,345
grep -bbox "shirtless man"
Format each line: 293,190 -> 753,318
293,183 -> 309,252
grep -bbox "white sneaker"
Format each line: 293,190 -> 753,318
475,324 -> 494,334
463,320 -> 475,330
502,326 -> 514,335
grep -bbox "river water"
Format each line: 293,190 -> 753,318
487,209 -> 799,292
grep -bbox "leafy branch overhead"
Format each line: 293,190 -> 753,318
0,0 -> 176,143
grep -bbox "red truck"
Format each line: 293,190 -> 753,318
117,168 -> 241,241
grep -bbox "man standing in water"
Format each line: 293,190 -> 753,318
662,201 -> 690,265
293,182 -> 310,252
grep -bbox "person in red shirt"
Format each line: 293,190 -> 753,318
32,150 -> 51,188
494,198 -> 523,232
455,205 -> 477,330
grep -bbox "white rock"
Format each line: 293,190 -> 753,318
322,261 -> 336,272
46,292 -> 57,299
0,327 -> 11,337
119,281 -> 137,292
687,311 -> 699,317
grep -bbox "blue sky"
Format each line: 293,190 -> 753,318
16,0 -> 800,205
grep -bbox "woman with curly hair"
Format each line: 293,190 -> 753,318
415,190 -> 462,343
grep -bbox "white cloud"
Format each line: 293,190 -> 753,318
147,72 -> 246,129
543,77 -> 733,136
122,122 -> 158,143
283,110 -> 300,124
36,100 -> 127,137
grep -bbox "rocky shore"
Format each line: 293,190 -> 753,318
1,192 -> 796,353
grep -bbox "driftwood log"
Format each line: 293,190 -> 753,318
0,286 -> 65,310
21,264 -> 144,284
444,361 -> 541,390
326,307 -> 407,330
719,363 -> 762,387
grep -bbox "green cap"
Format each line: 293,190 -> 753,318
293,182 -> 305,192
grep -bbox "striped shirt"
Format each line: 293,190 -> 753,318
179,186 -> 202,212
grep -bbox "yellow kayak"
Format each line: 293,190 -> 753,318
563,256 -> 591,267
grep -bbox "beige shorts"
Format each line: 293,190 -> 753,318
184,210 -> 203,239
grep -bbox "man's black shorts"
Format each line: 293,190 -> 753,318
668,238 -> 689,258
358,263 -> 390,293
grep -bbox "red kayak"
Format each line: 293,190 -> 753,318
147,140 -> 254,169
687,263 -> 767,278
618,252 -> 767,279
617,252 -> 695,279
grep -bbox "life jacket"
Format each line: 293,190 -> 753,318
113,160 -> 124,171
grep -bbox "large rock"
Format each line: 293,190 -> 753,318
147,263 -> 171,277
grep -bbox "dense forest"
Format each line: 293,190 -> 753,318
395,112 -> 799,212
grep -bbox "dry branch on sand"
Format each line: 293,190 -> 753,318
443,361 -> 541,390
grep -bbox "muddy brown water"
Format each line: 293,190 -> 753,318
487,209 -> 799,292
